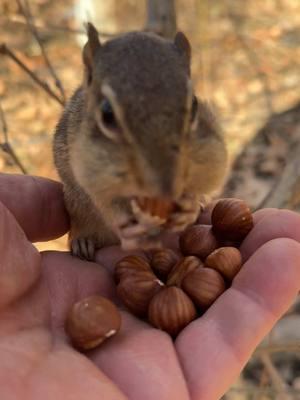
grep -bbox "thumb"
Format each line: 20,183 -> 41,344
0,201 -> 40,310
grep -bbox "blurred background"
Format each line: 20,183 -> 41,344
0,0 -> 300,398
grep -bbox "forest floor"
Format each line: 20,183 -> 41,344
1,0 -> 300,398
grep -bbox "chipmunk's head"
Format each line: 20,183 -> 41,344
71,23 -> 227,206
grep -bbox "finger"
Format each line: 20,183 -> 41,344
0,201 -> 40,310
91,313 -> 190,400
176,238 -> 300,400
241,209 -> 300,261
0,173 -> 69,242
252,207 -> 278,223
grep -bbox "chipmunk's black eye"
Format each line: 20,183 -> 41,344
100,98 -> 117,128
191,95 -> 198,122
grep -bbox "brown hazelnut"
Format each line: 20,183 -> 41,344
182,267 -> 226,309
148,286 -> 197,336
150,248 -> 179,279
167,256 -> 203,287
136,197 -> 176,220
65,295 -> 121,351
179,224 -> 219,259
211,198 -> 254,241
205,247 -> 242,281
114,255 -> 152,283
117,272 -> 164,317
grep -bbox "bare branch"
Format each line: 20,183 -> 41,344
260,353 -> 291,399
0,102 -> 27,174
0,43 -> 64,106
15,0 -> 65,103
258,141 -> 300,211
228,386 -> 300,397
0,102 -> 8,143
1,15 -> 118,38
255,341 -> 300,355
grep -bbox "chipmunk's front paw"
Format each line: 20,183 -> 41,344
119,223 -> 162,250
167,194 -> 204,232
70,237 -> 96,261
117,211 -> 165,251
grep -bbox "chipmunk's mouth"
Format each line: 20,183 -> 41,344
133,196 -> 177,220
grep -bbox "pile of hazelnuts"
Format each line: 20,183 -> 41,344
66,198 -> 254,350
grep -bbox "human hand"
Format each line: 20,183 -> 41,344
0,173 -> 299,400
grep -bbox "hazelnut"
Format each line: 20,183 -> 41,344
117,272 -> 164,317
182,267 -> 226,309
179,224 -> 219,259
114,255 -> 152,283
148,286 -> 197,336
150,248 -> 179,279
65,295 -> 121,351
205,247 -> 242,281
136,197 -> 176,220
211,198 -> 253,241
167,256 -> 203,287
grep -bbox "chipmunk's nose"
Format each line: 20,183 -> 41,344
143,168 -> 185,200
135,148 -> 185,199
157,174 -> 183,199
136,170 -> 179,199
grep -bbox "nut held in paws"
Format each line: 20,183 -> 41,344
136,197 -> 176,220
65,295 -> 121,351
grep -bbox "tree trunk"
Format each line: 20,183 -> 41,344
145,0 -> 177,39
260,141 -> 300,211
222,102 -> 300,211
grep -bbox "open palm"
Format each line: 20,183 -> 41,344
1,174 -> 300,400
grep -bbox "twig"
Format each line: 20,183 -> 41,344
255,342 -> 300,355
16,0 -> 65,103
1,142 -> 27,175
260,352 -> 291,399
0,44 -> 64,106
257,140 -> 300,211
0,102 -> 27,174
1,15 -> 118,37
0,103 -> 8,144
253,367 -> 269,400
228,386 -> 300,396
254,332 -> 274,400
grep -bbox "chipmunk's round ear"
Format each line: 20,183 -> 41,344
83,22 -> 101,85
174,32 -> 191,70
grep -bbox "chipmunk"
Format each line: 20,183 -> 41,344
53,23 -> 227,260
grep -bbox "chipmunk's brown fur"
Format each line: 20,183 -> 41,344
53,23 -> 227,260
